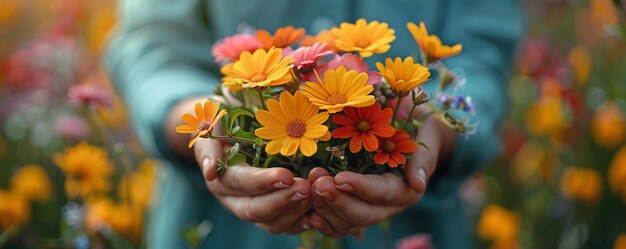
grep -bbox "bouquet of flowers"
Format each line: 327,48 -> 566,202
176,18 -> 473,181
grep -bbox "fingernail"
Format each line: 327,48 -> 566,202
417,168 -> 427,186
291,192 -> 309,201
316,189 -> 333,201
335,182 -> 352,191
202,157 -> 211,172
272,181 -> 291,189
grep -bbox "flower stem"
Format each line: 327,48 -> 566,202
256,88 -> 267,110
207,134 -> 258,145
402,102 -> 419,130
391,95 -> 405,126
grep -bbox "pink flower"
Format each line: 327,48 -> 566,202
389,95 -> 414,120
211,34 -> 262,63
396,234 -> 434,249
55,115 -> 89,141
314,53 -> 381,84
288,42 -> 334,74
68,84 -> 113,110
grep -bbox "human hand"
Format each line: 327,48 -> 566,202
308,116 -> 455,237
194,138 -> 312,234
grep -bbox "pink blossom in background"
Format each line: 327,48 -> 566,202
68,84 -> 113,110
55,115 -> 89,141
314,53 -> 382,84
288,42 -> 334,75
211,34 -> 262,63
396,234 -> 434,249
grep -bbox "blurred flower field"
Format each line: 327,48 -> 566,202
0,0 -> 625,248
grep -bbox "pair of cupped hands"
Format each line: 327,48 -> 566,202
192,117 -> 446,238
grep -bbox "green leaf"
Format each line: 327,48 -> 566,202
217,158 -> 228,175
233,130 -> 256,141
253,145 -> 262,167
227,109 -> 254,134
228,153 -> 247,166
227,143 -> 240,158
220,114 -> 231,135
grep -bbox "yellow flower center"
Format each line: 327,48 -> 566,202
250,73 -> 267,82
382,140 -> 396,153
327,94 -> 347,105
356,120 -> 370,132
286,119 -> 306,138
356,40 -> 371,48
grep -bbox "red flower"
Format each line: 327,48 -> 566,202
374,130 -> 418,167
332,103 -> 395,153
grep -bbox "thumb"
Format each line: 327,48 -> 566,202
194,138 -> 223,181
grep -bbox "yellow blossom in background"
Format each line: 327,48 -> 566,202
86,198 -> 144,243
86,2 -> 115,53
255,91 -> 329,156
615,234 -> 626,249
332,18 -> 396,58
10,164 -> 53,202
118,159 -> 158,208
256,25 -> 305,49
568,46 -> 592,85
0,190 -> 30,230
591,0 -> 618,26
510,141 -> 559,185
477,205 -> 520,247
525,96 -> 566,137
406,22 -> 462,62
221,47 -> 295,89
609,145 -> 626,203
176,100 -> 228,148
591,102 -> 626,149
375,57 -> 430,96
53,141 -> 114,199
0,0 -> 20,22
560,166 -> 603,204
301,67 -> 375,113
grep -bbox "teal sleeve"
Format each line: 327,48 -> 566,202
418,0 -> 524,209
104,0 -> 219,164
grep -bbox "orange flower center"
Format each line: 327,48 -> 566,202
356,120 -> 370,132
327,94 -> 347,105
250,73 -> 267,82
356,40 -> 371,48
382,140 -> 396,153
194,120 -> 212,137
286,119 -> 306,138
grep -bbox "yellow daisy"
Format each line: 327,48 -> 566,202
407,22 -> 462,62
176,100 -> 228,148
53,141 -> 114,199
10,164 -> 53,202
301,67 -> 375,113
332,18 -> 396,58
376,57 -> 431,96
221,47 -> 295,89
255,91 -> 329,157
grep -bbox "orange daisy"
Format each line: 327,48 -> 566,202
332,103 -> 395,153
176,100 -> 228,148
256,25 -> 305,49
221,47 -> 295,89
374,130 -> 418,167
406,22 -> 462,62
300,29 -> 338,52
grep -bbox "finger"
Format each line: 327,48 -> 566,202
334,171 -> 420,205
193,138 -> 223,181
220,178 -> 310,223
309,212 -> 344,238
406,119 -> 441,193
210,165 -> 295,196
312,176 -> 377,231
308,167 -> 329,185
256,198 -> 311,234
309,212 -> 364,238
